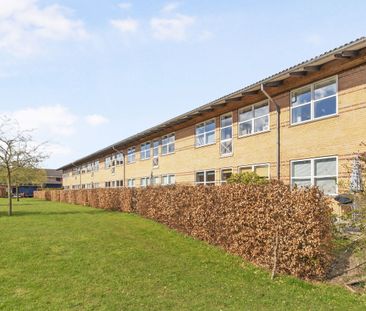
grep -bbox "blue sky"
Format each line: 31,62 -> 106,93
0,0 -> 365,168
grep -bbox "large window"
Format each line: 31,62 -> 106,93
239,164 -> 270,179
221,168 -> 233,184
162,174 -> 175,186
196,119 -> 216,147
291,77 -> 337,125
127,147 -> 136,164
161,133 -> 175,155
140,177 -> 151,187
140,142 -> 151,160
196,170 -> 215,186
238,101 -> 269,137
220,114 -> 233,156
291,156 -> 337,195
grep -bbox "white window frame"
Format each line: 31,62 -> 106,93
161,133 -> 175,156
195,170 -> 216,186
290,76 -> 338,125
153,140 -> 159,158
290,156 -> 338,195
127,147 -> 136,164
220,168 -> 233,184
140,177 -> 151,188
140,142 -> 151,160
195,118 -> 216,147
161,174 -> 175,186
238,100 -> 270,138
152,176 -> 160,185
238,163 -> 270,179
127,178 -> 135,188
220,113 -> 233,156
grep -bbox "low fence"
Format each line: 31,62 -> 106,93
34,181 -> 333,280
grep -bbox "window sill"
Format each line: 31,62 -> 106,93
220,153 -> 233,158
161,152 -> 175,157
238,129 -> 270,139
289,113 -> 338,127
195,142 -> 216,149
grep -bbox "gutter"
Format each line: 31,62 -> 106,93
260,84 -> 281,180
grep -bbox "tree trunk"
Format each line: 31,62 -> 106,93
7,168 -> 13,216
16,184 -> 19,202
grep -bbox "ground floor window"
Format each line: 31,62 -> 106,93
196,170 -> 215,185
152,176 -> 160,185
105,181 -> 111,188
221,168 -> 233,184
140,177 -> 151,187
127,179 -> 135,188
239,163 -> 270,179
162,174 -> 175,185
116,180 -> 123,187
291,156 -> 337,195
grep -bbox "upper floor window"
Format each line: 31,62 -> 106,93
140,142 -> 151,160
220,114 -> 233,156
196,170 -> 215,186
291,77 -> 337,125
94,160 -> 99,171
153,140 -> 159,158
161,133 -> 175,155
291,156 -> 337,195
196,119 -> 215,147
127,147 -> 136,163
238,101 -> 269,137
105,156 -> 112,169
116,154 -> 123,165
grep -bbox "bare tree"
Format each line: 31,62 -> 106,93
0,116 -> 48,216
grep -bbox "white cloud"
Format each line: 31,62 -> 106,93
85,114 -> 109,126
150,14 -> 195,41
0,0 -> 88,56
118,2 -> 132,10
161,2 -> 180,13
110,18 -> 139,33
7,104 -> 78,136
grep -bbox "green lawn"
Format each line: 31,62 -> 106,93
0,199 -> 365,311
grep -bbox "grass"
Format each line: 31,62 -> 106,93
0,199 -> 365,310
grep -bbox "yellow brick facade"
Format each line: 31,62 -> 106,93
62,52 -> 366,194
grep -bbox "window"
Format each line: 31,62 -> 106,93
153,140 -> 159,158
291,156 -> 337,195
152,176 -> 160,185
127,147 -> 136,163
94,160 -> 99,171
238,101 -> 269,136
221,168 -> 233,184
105,181 -> 111,188
291,77 -> 337,124
195,170 -> 215,186
162,174 -> 175,185
161,133 -> 175,155
105,157 -> 112,169
140,177 -> 151,187
196,119 -> 215,147
116,154 -> 123,165
140,142 -> 151,160
220,114 -> 233,155
127,179 -> 135,188
116,180 -> 123,187
239,164 -> 270,179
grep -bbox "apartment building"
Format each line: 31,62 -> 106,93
60,38 -> 366,195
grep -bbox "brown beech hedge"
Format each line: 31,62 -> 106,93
34,181 -> 333,280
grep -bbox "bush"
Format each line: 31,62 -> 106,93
227,172 -> 268,185
34,182 -> 333,280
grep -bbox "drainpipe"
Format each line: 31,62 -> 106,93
260,84 -> 281,180
112,146 -> 126,187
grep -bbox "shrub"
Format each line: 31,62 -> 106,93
227,172 -> 268,185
